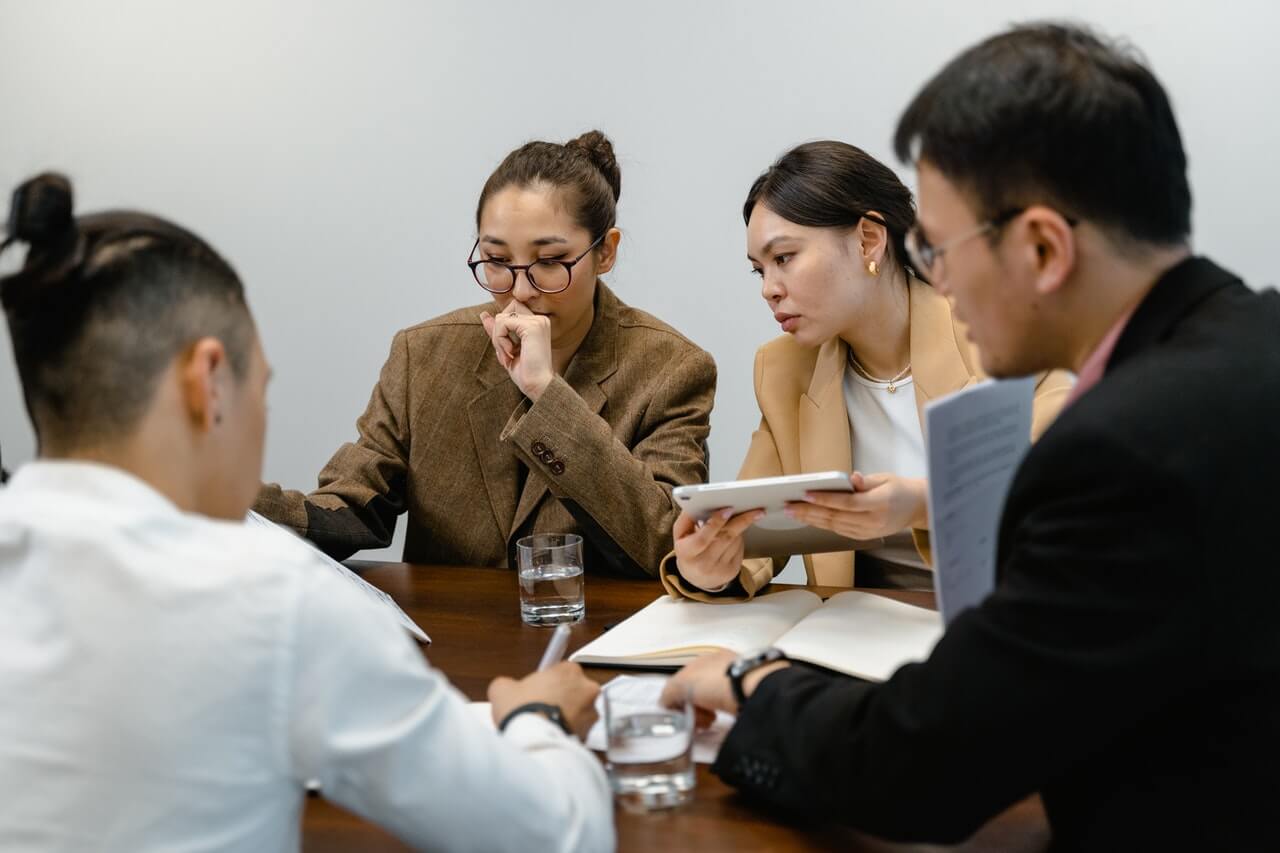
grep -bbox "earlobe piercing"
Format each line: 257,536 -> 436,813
868,260 -> 879,276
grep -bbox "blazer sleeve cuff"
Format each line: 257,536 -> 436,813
253,482 -> 310,534
910,528 -> 933,567
711,664 -> 816,808
658,551 -> 773,601
500,375 -> 604,493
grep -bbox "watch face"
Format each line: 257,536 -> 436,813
734,648 -> 785,678
731,650 -> 756,674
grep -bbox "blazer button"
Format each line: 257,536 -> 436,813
540,450 -> 555,464
550,460 -> 566,475
531,441 -> 547,456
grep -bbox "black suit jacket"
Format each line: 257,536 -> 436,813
714,257 -> 1280,851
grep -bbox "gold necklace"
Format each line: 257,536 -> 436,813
847,348 -> 912,394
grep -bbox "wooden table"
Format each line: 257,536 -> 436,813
303,564 -> 1049,852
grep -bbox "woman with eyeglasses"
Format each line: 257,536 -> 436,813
661,141 -> 1071,600
256,131 -> 716,576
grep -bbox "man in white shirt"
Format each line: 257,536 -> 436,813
0,173 -> 614,852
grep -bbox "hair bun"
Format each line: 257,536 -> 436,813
8,172 -> 75,248
566,130 -> 621,202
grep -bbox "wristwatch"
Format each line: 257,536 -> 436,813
497,701 -> 573,736
727,647 -> 789,709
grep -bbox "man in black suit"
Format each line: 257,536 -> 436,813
664,23 -> 1280,851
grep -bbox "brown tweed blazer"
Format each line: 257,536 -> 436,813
255,282 -> 716,576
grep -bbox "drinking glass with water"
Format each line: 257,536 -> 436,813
516,533 -> 585,625
603,676 -> 696,810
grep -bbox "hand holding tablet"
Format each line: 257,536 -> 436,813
785,471 -> 930,543
672,473 -> 888,589
671,505 -> 767,592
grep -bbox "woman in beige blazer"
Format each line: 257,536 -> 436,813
661,141 -> 1070,600
256,132 -> 715,576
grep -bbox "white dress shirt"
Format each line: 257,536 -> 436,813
0,461 -> 613,852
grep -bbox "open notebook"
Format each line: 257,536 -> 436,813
570,589 -> 943,683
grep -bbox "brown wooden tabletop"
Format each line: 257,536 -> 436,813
302,563 -> 1049,852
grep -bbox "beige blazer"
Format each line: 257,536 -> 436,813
660,277 -> 1072,600
255,282 -> 716,576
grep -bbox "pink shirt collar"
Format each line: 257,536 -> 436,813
1064,305 -> 1137,408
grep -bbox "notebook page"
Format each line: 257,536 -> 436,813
775,591 -> 943,682
571,589 -> 823,665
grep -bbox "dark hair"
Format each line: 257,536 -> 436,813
893,22 -> 1191,246
475,130 -> 621,240
0,173 -> 252,449
744,141 -> 918,277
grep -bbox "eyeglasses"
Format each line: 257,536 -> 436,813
467,233 -> 605,295
905,208 -> 1027,278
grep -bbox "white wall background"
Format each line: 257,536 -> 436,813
2,0 -> 1276,565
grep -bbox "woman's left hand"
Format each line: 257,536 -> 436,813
785,472 -> 929,541
479,300 -> 555,401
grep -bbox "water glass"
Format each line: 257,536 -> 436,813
516,533 -> 585,625
603,676 -> 696,810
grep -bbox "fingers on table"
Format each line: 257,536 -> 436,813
660,674 -> 687,709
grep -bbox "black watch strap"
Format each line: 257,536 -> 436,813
497,701 -> 572,736
727,647 -> 789,709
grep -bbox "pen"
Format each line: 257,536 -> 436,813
536,623 -> 573,672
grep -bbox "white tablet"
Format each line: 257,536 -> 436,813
673,472 -> 884,558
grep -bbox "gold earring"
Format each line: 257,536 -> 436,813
868,260 -> 879,276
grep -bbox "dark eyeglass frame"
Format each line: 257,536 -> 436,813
906,207 -> 1079,277
467,232 -> 606,295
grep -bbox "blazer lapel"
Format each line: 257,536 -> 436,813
511,442 -> 552,539
908,277 -> 979,427
508,283 -> 621,538
798,337 -> 855,586
799,336 -> 853,474
469,345 -> 524,540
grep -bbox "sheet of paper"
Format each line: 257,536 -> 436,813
774,591 -> 943,682
245,510 -> 430,644
924,377 -> 1034,624
569,589 -> 823,665
469,675 -> 733,764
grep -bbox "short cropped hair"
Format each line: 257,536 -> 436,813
894,22 -> 1192,246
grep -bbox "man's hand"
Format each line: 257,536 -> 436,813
488,661 -> 600,740
660,650 -> 790,716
